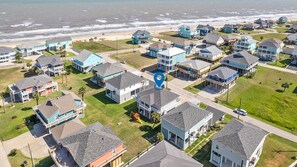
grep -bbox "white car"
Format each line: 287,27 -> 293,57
233,108 -> 247,116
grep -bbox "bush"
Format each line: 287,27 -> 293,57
15,124 -> 25,130
11,116 -> 17,119
8,149 -> 17,156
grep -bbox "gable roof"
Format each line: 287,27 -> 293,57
212,119 -> 268,159
205,106 -> 225,123
178,59 -> 211,71
92,62 -> 125,77
15,74 -> 53,90
200,45 -> 223,56
46,37 -> 72,43
50,118 -> 86,143
74,49 -> 102,63
223,51 -> 259,66
129,141 -> 203,167
133,30 -> 151,36
136,88 -> 179,108
163,102 -> 212,132
172,38 -> 193,46
203,33 -> 224,44
149,42 -> 171,50
158,47 -> 186,57
61,122 -> 123,167
287,33 -> 297,40
36,55 -> 64,67
259,38 -> 283,48
208,67 -> 237,80
0,46 -> 14,54
106,72 -> 144,89
197,24 -> 215,31
292,46 -> 297,56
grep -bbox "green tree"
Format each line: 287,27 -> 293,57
281,82 -> 290,92
260,36 -> 264,41
33,91 -> 40,105
151,112 -> 161,128
15,52 -> 21,63
78,86 -> 87,101
156,132 -> 164,142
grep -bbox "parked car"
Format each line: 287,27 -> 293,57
233,108 -> 247,116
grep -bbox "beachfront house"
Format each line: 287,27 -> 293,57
0,46 -> 16,63
221,51 -> 259,75
91,62 -> 125,87
148,42 -> 171,57
176,59 -> 211,79
33,91 -> 86,128
256,38 -> 284,61
135,88 -> 180,119
287,33 -> 297,44
197,24 -> 215,36
197,45 -> 224,62
35,55 -> 64,76
72,49 -> 104,73
234,36 -> 257,53
16,42 -> 46,57
50,122 -> 126,167
203,33 -> 225,46
255,19 -> 275,29
242,23 -> 258,31
161,102 -> 213,150
132,30 -> 152,44
172,38 -> 195,54
129,141 -> 203,167
206,67 -> 238,93
45,37 -> 72,51
222,24 -> 240,33
8,75 -> 58,103
157,47 -> 186,72
178,25 -> 200,39
290,24 -> 297,33
210,119 -> 268,167
278,16 -> 288,24
105,72 -> 150,104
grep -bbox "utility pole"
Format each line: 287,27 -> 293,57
28,143 -> 34,167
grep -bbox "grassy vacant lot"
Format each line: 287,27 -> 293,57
110,51 -> 157,70
267,53 -> 291,68
99,39 -> 137,50
256,134 -> 297,167
274,26 -> 289,33
8,150 -> 54,167
251,33 -> 287,41
218,66 -> 297,135
73,41 -> 115,53
184,80 -> 206,94
155,31 -> 192,42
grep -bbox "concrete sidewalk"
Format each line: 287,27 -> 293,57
0,141 -> 11,167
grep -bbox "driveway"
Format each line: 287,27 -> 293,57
3,123 -> 56,159
198,86 -> 223,101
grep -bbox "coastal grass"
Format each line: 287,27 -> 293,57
8,150 -> 54,167
110,51 -> 157,70
267,53 -> 291,68
251,33 -> 287,41
217,66 -> 297,135
98,38 -> 138,50
72,41 -> 115,53
256,134 -> 297,167
184,80 -> 206,94
274,26 -> 289,33
155,31 -> 192,42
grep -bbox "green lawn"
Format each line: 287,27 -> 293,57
267,53 -> 291,68
251,33 -> 287,41
44,51 -> 76,57
256,134 -> 297,167
110,51 -> 157,70
99,39 -> 138,50
218,66 -> 297,135
274,26 -> 289,33
184,80 -> 206,94
72,41 -> 115,53
8,150 -> 54,167
155,31 -> 192,42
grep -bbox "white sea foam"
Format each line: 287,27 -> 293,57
1,12 -> 6,15
10,21 -> 33,28
96,19 -> 107,23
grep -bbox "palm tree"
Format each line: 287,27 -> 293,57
1,92 -> 6,113
78,86 -> 87,101
156,132 -> 164,142
33,91 -> 40,106
151,112 -> 161,128
281,82 -> 290,92
15,52 -> 21,63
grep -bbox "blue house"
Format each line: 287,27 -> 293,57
197,25 -> 215,36
157,47 -> 186,72
46,37 -> 72,51
33,91 -> 86,128
222,24 -> 240,33
148,42 -> 171,57
256,38 -> 284,61
161,102 -> 213,150
72,49 -> 104,73
234,36 -> 257,53
278,16 -> 288,24
172,38 -> 195,54
132,30 -> 152,44
206,67 -> 238,93
178,25 -> 200,39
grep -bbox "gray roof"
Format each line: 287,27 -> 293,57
197,24 -> 215,31
200,45 -> 223,56
172,38 -> 192,46
149,42 -> 171,50
163,102 -> 212,132
133,30 -> 151,36
74,49 -> 102,63
223,51 -> 259,66
178,59 -> 211,71
205,106 -> 225,123
92,62 -> 125,77
106,72 -> 144,89
36,55 -> 64,67
292,46 -> 297,56
129,141 -> 203,167
0,46 -> 14,54
212,119 -> 268,159
15,74 -> 53,90
259,38 -> 283,48
208,67 -> 237,80
61,122 -> 123,167
136,88 -> 179,109
203,33 -> 223,44
46,37 -> 72,43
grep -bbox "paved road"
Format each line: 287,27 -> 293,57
259,63 -> 297,74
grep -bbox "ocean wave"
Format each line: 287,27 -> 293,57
10,21 -> 33,28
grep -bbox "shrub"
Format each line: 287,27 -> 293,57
8,149 -> 17,156
11,116 -> 17,119
15,124 -> 25,130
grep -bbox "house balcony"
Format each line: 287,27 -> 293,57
49,146 -> 79,167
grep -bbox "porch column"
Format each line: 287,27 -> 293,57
219,156 -> 223,167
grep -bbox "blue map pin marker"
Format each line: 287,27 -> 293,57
154,72 -> 165,90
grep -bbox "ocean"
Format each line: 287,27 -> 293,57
0,0 -> 297,43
